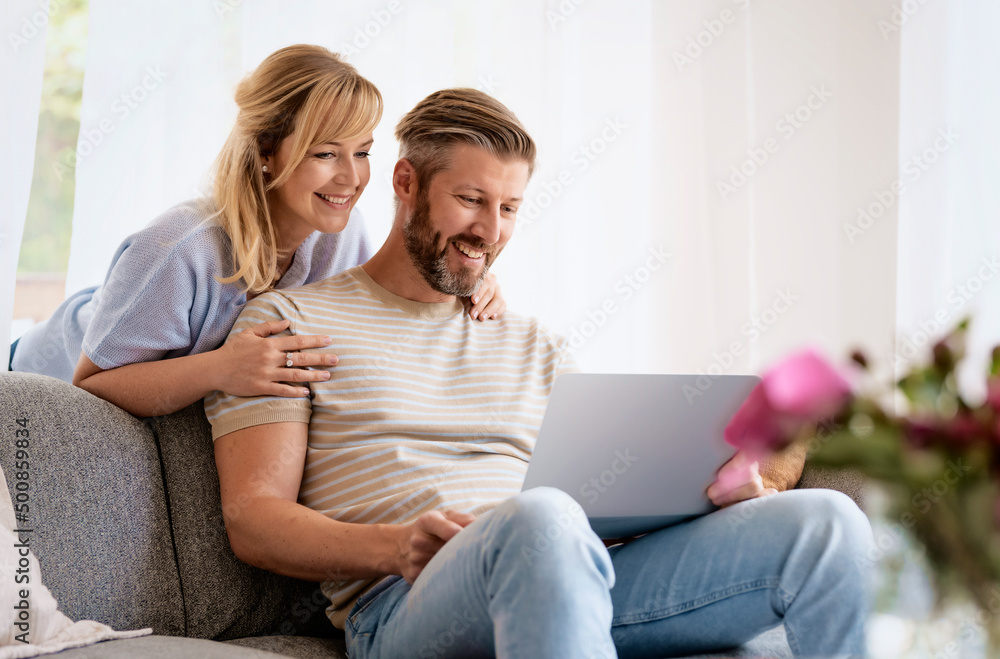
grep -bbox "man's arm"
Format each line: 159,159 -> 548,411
215,421 -> 474,584
707,442 -> 807,508
759,441 -> 808,492
605,445 -> 807,548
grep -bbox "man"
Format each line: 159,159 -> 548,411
206,89 -> 871,658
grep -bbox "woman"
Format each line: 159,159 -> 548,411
10,45 -> 505,417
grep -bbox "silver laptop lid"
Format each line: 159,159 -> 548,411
521,373 -> 759,537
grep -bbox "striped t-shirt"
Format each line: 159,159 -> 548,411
205,266 -> 576,629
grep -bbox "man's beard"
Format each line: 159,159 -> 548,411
402,191 -> 498,297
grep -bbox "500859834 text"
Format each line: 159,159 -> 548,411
12,417 -> 32,644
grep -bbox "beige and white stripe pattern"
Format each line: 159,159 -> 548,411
205,266 -> 574,629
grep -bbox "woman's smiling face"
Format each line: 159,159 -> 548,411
265,132 -> 374,246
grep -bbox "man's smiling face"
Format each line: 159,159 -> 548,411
402,143 -> 529,297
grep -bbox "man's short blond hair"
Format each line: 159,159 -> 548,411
394,88 -> 536,191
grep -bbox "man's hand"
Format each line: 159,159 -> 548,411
706,451 -> 778,507
395,510 -> 476,584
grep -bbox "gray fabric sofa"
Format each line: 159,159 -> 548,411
0,371 -> 866,658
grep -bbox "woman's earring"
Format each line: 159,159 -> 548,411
262,165 -> 269,173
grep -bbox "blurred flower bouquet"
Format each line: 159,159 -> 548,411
726,319 -> 1000,645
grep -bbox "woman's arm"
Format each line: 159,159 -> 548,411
74,351 -> 226,417
73,319 -> 336,417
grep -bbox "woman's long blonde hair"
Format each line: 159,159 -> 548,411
212,45 -> 382,295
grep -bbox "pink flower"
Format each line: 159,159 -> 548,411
987,376 -> 1000,414
947,414 -> 989,448
906,413 -> 992,450
725,349 -> 852,452
904,419 -> 941,448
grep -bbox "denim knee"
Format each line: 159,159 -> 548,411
815,489 -> 874,570
492,487 -> 614,586
794,489 -> 872,548
766,489 -> 874,578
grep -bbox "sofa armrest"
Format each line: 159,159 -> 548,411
0,372 -> 185,634
796,463 -> 868,513
144,403 -> 338,641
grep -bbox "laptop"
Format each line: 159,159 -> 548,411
520,373 -> 760,539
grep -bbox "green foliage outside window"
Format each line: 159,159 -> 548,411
18,0 -> 88,274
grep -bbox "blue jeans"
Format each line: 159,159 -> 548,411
345,487 -> 872,659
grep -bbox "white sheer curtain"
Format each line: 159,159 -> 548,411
651,0 -> 900,377
64,0 -> 243,290
897,0 -> 1000,398
1,0 -> 48,368
63,0 -> 910,375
